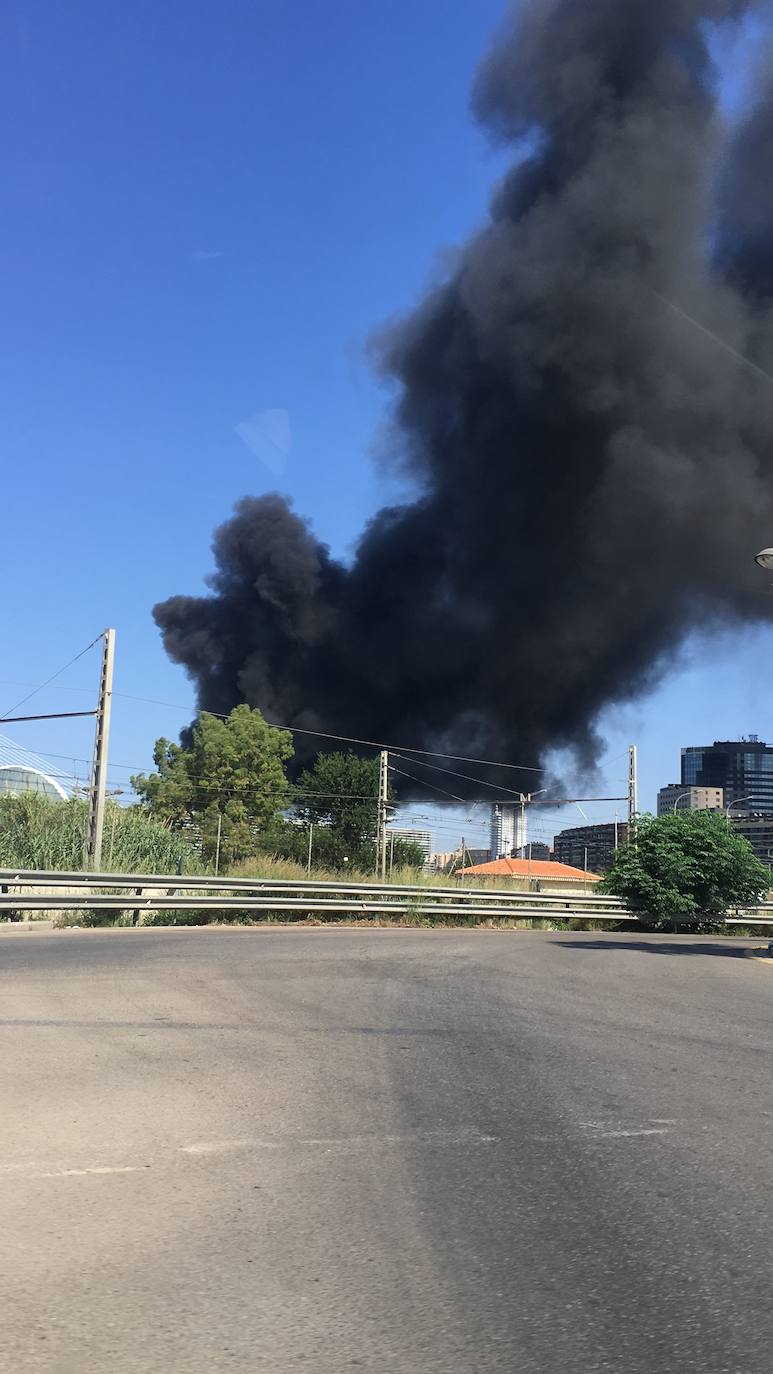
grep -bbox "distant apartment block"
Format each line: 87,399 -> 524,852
657,784 -> 724,816
429,848 -> 491,873
553,822 -> 629,874
513,842 -> 552,862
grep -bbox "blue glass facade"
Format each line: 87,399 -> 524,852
681,740 -> 773,813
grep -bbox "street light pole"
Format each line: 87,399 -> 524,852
672,791 -> 692,814
726,795 -> 753,829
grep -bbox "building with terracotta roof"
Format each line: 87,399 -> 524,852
457,856 -> 602,892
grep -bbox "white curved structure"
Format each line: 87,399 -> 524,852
0,735 -> 71,800
0,764 -> 67,800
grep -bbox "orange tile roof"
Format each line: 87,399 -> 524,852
458,858 -> 601,881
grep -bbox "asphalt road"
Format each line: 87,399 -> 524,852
2,928 -> 773,1373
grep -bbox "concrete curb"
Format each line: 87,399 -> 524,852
0,921 -> 55,934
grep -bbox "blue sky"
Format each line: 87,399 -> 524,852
2,1 -> 772,851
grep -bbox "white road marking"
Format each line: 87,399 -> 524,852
594,1128 -> 667,1139
37,1166 -> 144,1177
579,1121 -> 669,1139
180,1140 -> 279,1155
180,1129 -> 498,1155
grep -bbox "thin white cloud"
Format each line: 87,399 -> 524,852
235,408 -> 292,476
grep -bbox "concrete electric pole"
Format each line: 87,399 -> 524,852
628,744 -> 638,841
83,628 -> 116,871
376,749 -> 389,881
519,794 -> 528,857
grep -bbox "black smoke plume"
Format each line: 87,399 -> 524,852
155,0 -> 773,796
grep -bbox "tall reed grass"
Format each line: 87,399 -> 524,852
0,794 -> 202,873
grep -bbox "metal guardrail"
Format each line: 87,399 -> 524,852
0,868 -> 635,923
0,867 -> 627,904
0,893 -> 640,919
3,871 -> 771,927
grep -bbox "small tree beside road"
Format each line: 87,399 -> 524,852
292,752 -> 384,870
132,705 -> 293,867
601,809 -> 770,930
290,751 -> 424,872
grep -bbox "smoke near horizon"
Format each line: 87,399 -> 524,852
154,0 -> 773,796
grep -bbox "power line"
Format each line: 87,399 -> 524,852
388,763 -> 467,804
110,691 -> 547,774
529,796 -> 627,805
126,784 -> 385,803
0,710 -> 97,723
0,635 -> 102,720
0,680 -> 95,696
7,749 -> 150,773
7,741 -> 627,811
389,750 -> 528,799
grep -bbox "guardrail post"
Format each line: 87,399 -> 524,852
0,882 -> 18,923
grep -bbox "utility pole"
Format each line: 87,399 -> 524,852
519,794 -> 528,857
628,744 -> 638,848
83,628 -> 116,871
307,824 -> 314,876
214,812 -> 223,877
376,749 -> 389,881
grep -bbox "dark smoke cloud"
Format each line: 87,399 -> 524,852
155,0 -> 773,796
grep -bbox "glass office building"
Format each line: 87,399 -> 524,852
681,738 -> 773,814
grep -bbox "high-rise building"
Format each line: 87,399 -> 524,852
388,828 -> 432,861
489,804 -> 526,859
657,784 -> 724,816
553,822 -> 629,873
681,738 -> 773,814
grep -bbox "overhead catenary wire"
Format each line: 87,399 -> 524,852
388,763 -> 467,805
0,710 -> 98,723
0,636 -> 102,721
4,647 -> 628,826
9,741 -> 628,819
108,691 -> 547,774
8,748 -> 626,812
8,668 -> 628,792
389,750 -> 537,799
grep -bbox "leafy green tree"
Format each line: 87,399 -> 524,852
390,836 -> 428,870
132,705 -> 293,867
601,810 -> 770,930
292,752 -> 387,870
